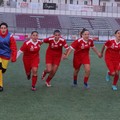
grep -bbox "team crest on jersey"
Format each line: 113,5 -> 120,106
59,44 -> 62,46
54,45 -> 58,47
81,43 -> 84,49
111,43 -> 115,49
34,46 -> 38,48
51,43 -> 54,48
89,41 -> 91,45
30,45 -> 34,51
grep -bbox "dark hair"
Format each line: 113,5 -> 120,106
31,31 -> 38,35
0,22 -> 8,28
53,29 -> 61,34
114,30 -> 120,34
80,28 -> 89,37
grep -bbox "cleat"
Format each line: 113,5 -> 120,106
106,72 -> 110,81
27,73 -> 31,80
27,75 -> 31,80
31,86 -> 36,91
112,85 -> 117,91
0,86 -> 3,92
41,71 -> 46,80
84,82 -> 90,89
72,80 -> 77,87
72,83 -> 78,87
45,82 -> 51,87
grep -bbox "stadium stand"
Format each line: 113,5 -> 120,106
16,14 -> 61,29
0,13 -> 119,36
16,14 -> 38,28
115,18 -> 120,26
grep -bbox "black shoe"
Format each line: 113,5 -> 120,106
27,73 -> 31,80
0,86 -> 3,92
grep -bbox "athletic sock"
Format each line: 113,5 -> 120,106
84,76 -> 89,84
108,72 -> 112,76
113,74 -> 119,85
73,75 -> 77,84
0,70 -> 3,87
46,76 -> 52,83
42,70 -> 47,78
32,76 -> 37,87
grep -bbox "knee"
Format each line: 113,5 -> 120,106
85,69 -> 90,76
46,68 -> 52,73
2,69 -> 6,73
32,70 -> 37,76
111,72 -> 116,76
86,68 -> 90,73
0,63 -> 6,73
74,68 -> 79,74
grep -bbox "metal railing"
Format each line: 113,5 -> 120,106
9,27 -> 114,41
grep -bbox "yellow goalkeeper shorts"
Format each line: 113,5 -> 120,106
0,58 -> 9,69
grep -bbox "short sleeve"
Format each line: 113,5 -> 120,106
90,40 -> 94,47
63,40 -> 69,49
20,42 -> 27,52
70,40 -> 78,50
105,40 -> 111,47
43,38 -> 50,43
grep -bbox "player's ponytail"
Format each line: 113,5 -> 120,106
115,30 -> 120,34
80,28 -> 89,37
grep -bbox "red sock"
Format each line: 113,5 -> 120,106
46,76 -> 52,83
43,70 -> 47,76
32,76 -> 37,87
113,74 -> 119,85
108,71 -> 114,76
74,75 -> 77,81
84,77 -> 89,83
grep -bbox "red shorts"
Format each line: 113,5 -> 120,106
73,55 -> 90,69
105,59 -> 119,73
23,57 -> 40,75
46,54 -> 61,66
118,63 -> 120,70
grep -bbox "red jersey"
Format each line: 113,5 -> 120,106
70,38 -> 94,57
105,39 -> 120,62
43,36 -> 69,56
20,39 -> 42,59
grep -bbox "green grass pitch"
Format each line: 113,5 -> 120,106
0,42 -> 120,120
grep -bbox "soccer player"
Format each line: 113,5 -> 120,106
63,28 -> 101,88
0,22 -> 17,92
41,30 -> 69,87
17,31 -> 42,91
101,30 -> 120,91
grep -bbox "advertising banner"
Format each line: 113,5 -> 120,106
43,3 -> 56,10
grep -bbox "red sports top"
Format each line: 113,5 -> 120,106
104,39 -> 120,62
20,39 -> 42,59
70,38 -> 94,57
43,36 -> 69,56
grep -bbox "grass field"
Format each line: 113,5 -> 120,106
0,42 -> 120,120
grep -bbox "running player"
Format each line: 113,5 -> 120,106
0,22 -> 17,92
17,31 -> 42,91
63,28 -> 101,88
101,30 -> 120,91
41,30 -> 69,87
